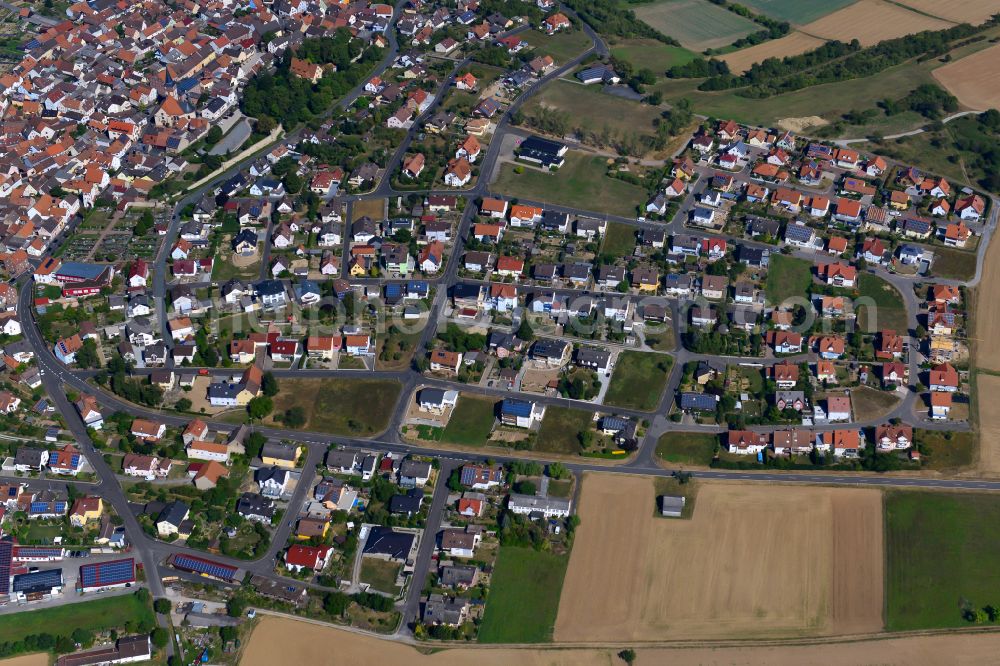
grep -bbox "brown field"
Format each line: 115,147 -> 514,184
241,615 -> 1000,665
896,0 -> 1000,23
974,229 -> 1000,371
977,374 -> 1000,474
933,43 -> 1000,110
554,475 -> 882,642
0,656 -> 49,666
802,0 -> 952,46
720,31 -> 825,73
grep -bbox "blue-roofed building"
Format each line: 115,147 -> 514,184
54,261 -> 113,285
384,283 -> 403,305
499,398 -> 545,428
12,546 -> 63,562
12,568 -> 63,600
783,223 -> 816,248
516,136 -> 567,169
167,553 -> 238,582
79,558 -> 135,591
679,392 -> 719,412
29,500 -> 67,519
405,281 -> 429,299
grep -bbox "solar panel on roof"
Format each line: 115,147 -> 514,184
0,541 -> 11,595
80,558 -> 135,588
172,554 -> 237,580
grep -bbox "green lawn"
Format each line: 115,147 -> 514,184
633,0 -> 758,50
610,38 -> 698,73
655,432 -> 718,466
536,407 -> 593,455
521,28 -> 593,63
735,0 -> 855,23
520,79 -> 663,145
441,396 -> 496,446
601,221 -> 637,259
478,546 -> 570,643
604,351 -> 673,411
360,558 -> 402,596
916,430 -> 975,470
765,254 -> 812,306
856,273 -> 908,333
262,378 -> 402,436
930,245 -> 978,281
0,593 -> 154,643
493,151 -> 647,218
886,491 -> 1000,630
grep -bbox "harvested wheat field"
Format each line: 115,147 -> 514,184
720,32 -> 825,73
241,616 -> 1000,665
977,374 -> 1000,474
974,231 -> 1000,371
554,475 -> 882,642
0,656 -> 49,666
896,0 -> 1000,24
802,0 -> 952,46
933,44 -> 1000,110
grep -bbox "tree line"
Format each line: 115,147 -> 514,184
561,0 -> 680,45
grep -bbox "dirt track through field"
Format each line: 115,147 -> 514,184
720,31 -> 825,73
553,475 -> 882,642
240,614 -> 1000,665
933,43 -> 1000,111
802,0 -> 952,46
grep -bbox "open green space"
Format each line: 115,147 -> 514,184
258,378 -> 401,436
478,546 -> 570,643
25,523 -> 62,543
885,491 -> 1000,630
632,0 -> 758,50
520,79 -> 662,144
536,406 -> 593,454
856,273 -> 908,333
360,558 -> 402,596
521,28 -> 593,63
441,396 -> 496,446
916,430 -> 975,470
609,38 -> 698,73
764,254 -> 812,306
601,221 -> 637,259
493,151 -> 647,218
849,386 -> 901,421
0,592 -> 155,643
654,58 -> 940,137
735,0 -> 855,24
655,431 -> 718,466
929,245 -> 978,282
604,351 -> 672,411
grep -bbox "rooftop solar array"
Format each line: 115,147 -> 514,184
170,554 -> 237,581
12,568 -> 62,593
12,546 -> 63,559
0,541 -> 11,594
80,558 -> 135,588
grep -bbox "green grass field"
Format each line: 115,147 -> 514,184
655,432 -> 718,466
265,378 -> 402,436
735,0 -> 855,24
493,151 -> 647,218
886,491 -> 1000,630
601,221 -> 637,258
856,273 -> 908,333
537,406 -> 594,454
360,558 -> 402,596
521,28 -> 593,63
917,430 -> 975,470
633,0 -> 759,50
849,385 -> 901,421
764,254 -> 812,307
0,593 -> 154,643
478,546 -> 570,643
604,351 -> 673,411
441,396 -> 496,446
610,38 -> 698,73
520,79 -> 663,144
929,245 -> 978,281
